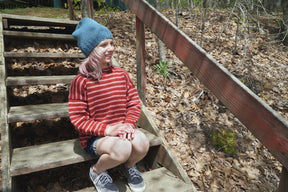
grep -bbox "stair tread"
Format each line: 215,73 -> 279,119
10,139 -> 91,176
2,13 -> 78,27
3,30 -> 75,40
6,75 -> 75,86
8,103 -> 69,123
4,52 -> 84,58
10,129 -> 162,176
75,167 -> 194,192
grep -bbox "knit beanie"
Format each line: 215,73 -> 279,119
72,18 -> 113,57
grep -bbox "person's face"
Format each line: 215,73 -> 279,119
94,39 -> 114,67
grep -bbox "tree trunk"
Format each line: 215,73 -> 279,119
217,0 -> 230,8
200,0 -> 210,47
154,0 -> 166,62
67,0 -> 76,20
263,0 -> 282,12
174,0 -> 178,26
81,0 -> 94,19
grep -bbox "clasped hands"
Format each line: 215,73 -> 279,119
105,123 -> 135,141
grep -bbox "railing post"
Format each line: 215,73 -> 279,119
279,166 -> 288,192
136,16 -> 146,105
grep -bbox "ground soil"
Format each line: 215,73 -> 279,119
1,7 -> 288,192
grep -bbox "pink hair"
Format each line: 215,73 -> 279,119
79,48 -> 103,80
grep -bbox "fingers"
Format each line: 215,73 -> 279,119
106,123 -> 135,140
126,132 -> 134,141
119,132 -> 134,141
118,128 -> 134,141
123,125 -> 135,141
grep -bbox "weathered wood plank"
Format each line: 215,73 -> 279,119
1,13 -> 78,27
10,128 -> 161,176
279,167 -> 288,192
122,0 -> 288,170
10,139 -> 93,176
4,52 -> 85,58
140,128 -> 162,147
3,30 -> 75,40
140,167 -> 195,192
8,103 -> 69,123
75,167 -> 194,192
137,101 -> 157,135
8,101 -> 166,128
6,75 -> 75,86
136,17 -> 146,105
137,102 -> 193,185
0,14 -> 13,192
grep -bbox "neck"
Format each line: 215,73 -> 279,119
101,63 -> 111,69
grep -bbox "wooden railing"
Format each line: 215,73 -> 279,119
121,0 -> 288,190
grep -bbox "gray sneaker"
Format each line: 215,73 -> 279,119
125,166 -> 146,192
89,167 -> 119,192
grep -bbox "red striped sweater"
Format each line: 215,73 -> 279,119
68,66 -> 141,148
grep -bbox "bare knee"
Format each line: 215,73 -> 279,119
110,139 -> 132,162
132,130 -> 150,154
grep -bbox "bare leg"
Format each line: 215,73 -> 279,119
125,129 -> 150,168
92,136 -> 132,173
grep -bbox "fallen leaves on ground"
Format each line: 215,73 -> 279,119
5,7 -> 287,191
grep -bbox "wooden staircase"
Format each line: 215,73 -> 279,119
0,14 -> 197,192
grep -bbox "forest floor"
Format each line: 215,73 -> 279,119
109,8 -> 288,192
1,6 -> 288,192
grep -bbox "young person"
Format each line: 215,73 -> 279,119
69,18 -> 150,192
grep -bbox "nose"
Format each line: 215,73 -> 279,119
107,43 -> 114,52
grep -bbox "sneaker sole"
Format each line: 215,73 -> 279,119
128,184 -> 146,192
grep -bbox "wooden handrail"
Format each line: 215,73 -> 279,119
121,0 -> 288,173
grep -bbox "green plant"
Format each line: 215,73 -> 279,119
98,8 -> 106,14
153,60 -> 170,78
210,128 -> 237,156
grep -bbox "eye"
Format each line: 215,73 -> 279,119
100,42 -> 107,47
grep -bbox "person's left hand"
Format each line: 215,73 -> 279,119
119,123 -> 135,141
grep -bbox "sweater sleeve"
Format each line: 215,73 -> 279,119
68,75 -> 107,136
124,72 -> 141,128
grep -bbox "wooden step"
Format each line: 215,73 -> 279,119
6,75 -> 75,86
75,167 -> 194,192
8,103 -> 69,123
3,30 -> 75,40
10,128 -> 162,176
4,52 -> 85,58
1,13 -> 78,27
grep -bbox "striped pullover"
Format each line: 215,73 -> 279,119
68,66 -> 141,148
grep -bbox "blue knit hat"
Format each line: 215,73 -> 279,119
72,18 -> 113,57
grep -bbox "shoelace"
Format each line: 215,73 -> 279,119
127,167 -> 141,180
96,172 -> 113,186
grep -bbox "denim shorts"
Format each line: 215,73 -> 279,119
84,136 -> 101,157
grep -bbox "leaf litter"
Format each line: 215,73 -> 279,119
4,8 -> 287,191
110,9 -> 286,192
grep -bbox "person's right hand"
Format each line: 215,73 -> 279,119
104,123 -> 135,141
